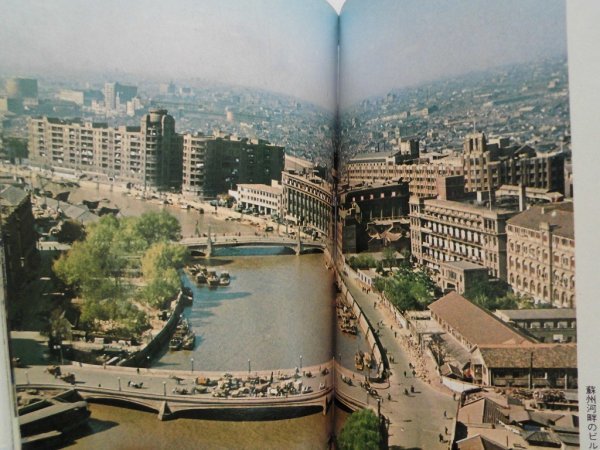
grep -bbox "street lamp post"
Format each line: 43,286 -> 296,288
53,344 -> 63,365
118,377 -> 121,391
300,355 -> 303,370
191,358 -> 194,374
248,359 -> 251,374
163,382 -> 166,396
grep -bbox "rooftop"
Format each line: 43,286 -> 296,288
507,202 -> 574,240
495,308 -> 576,322
428,292 -> 533,347
474,343 -> 577,369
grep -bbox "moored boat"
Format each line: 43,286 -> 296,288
219,271 -> 231,286
207,269 -> 220,287
169,337 -> 182,351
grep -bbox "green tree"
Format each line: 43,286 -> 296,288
382,247 -> 396,269
376,266 -> 436,311
134,211 -> 181,247
56,219 -> 86,243
463,279 -> 520,311
338,409 -> 381,450
348,254 -> 377,271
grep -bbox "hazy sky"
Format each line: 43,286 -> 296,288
1,0 -> 338,110
340,0 -> 567,107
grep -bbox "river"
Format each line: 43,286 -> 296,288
156,251 -> 335,371
64,403 -> 337,450
17,179 -> 365,449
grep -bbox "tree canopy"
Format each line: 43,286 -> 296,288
373,265 -> 436,311
53,211 -> 186,334
338,409 -> 381,450
463,279 -> 524,311
348,254 -> 377,271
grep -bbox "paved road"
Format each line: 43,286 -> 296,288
340,270 -> 457,450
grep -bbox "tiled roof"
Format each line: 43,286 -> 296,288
428,292 -> 533,347
0,185 -> 28,207
507,202 -> 574,240
495,308 -> 576,321
476,343 -> 577,369
459,397 -> 509,425
456,434 -> 508,450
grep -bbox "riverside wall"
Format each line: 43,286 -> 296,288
122,291 -> 185,367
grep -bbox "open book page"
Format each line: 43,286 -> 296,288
0,0 -> 339,448
336,1 -> 581,448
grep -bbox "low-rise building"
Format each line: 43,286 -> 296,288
438,260 -> 489,295
236,182 -> 282,216
428,292 -> 534,351
494,308 -> 576,343
470,343 -> 577,389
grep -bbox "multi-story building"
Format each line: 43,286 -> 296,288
460,133 -> 565,194
5,77 -> 38,106
339,182 -> 410,253
235,183 -> 283,216
506,202 -> 575,307
410,176 -> 518,281
104,82 -> 138,110
28,109 -> 182,190
281,170 -> 332,238
0,186 -> 38,309
345,132 -> 565,197
181,132 -> 284,199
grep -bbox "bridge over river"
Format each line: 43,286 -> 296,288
14,361 -> 335,421
180,234 -> 325,256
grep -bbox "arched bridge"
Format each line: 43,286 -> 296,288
14,362 -> 334,421
180,235 -> 325,256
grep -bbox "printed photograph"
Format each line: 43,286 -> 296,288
0,0 -> 585,449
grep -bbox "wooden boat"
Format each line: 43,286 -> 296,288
169,338 -> 182,351
207,269 -> 220,287
219,271 -> 231,286
182,333 -> 195,350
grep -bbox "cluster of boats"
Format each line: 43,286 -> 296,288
169,317 -> 195,351
188,264 -> 231,287
336,298 -> 358,335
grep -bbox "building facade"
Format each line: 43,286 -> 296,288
506,202 -> 575,307
236,183 -> 282,216
410,177 -> 518,281
470,344 -> 577,389
0,186 -> 38,306
181,132 -> 284,199
29,109 -> 182,190
281,171 -> 332,238
494,309 -> 577,343
345,132 -> 565,197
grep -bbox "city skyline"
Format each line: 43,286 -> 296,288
339,0 -> 567,108
0,0 -> 338,110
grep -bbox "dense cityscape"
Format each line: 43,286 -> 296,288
0,55 -> 579,450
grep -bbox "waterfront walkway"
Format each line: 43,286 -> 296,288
339,269 -> 457,450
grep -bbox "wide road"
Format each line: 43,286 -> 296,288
340,269 -> 457,450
